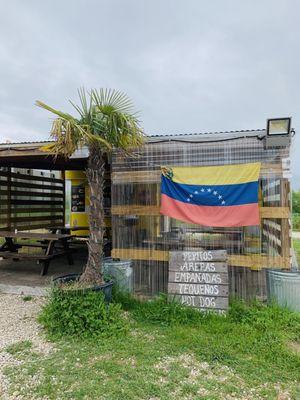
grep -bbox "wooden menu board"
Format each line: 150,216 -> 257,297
168,250 -> 229,314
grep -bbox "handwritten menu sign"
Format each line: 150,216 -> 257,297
168,250 -> 229,314
71,183 -> 85,212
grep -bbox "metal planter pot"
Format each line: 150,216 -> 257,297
102,258 -> 133,294
266,269 -> 300,312
52,273 -> 114,302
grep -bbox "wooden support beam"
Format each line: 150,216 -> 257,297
112,248 -> 168,262
280,178 -> 291,266
111,248 -> 290,269
111,205 -> 290,219
112,170 -> 160,184
259,207 -> 290,218
7,167 -> 11,231
111,205 -> 160,215
228,254 -> 290,269
111,163 -> 284,184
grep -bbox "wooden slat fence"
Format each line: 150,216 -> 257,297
0,169 -> 64,231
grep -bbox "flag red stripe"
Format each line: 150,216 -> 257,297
160,194 -> 259,227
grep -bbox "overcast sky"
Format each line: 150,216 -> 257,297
0,0 -> 299,187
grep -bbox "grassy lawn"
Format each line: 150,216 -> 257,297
3,297 -> 300,400
293,238 -> 300,264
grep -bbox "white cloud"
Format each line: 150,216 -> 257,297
0,112 -> 41,143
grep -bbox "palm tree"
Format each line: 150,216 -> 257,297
36,89 -> 144,284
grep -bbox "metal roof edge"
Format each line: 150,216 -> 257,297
0,140 -> 52,148
147,129 -> 266,142
0,129 -> 266,150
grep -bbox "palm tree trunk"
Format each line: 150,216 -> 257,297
80,146 -> 105,284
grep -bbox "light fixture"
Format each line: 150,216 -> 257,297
265,117 -> 292,148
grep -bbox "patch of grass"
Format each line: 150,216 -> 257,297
4,296 -> 300,399
22,295 -> 33,302
293,239 -> 300,264
115,292 -> 214,326
5,340 -> 32,355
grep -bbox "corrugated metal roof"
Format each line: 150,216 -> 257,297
0,140 -> 52,147
149,128 -> 265,137
148,129 -> 266,142
0,128 -> 266,146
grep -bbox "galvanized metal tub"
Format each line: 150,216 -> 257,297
103,258 -> 133,293
266,269 -> 300,312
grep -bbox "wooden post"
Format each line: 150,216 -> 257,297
7,167 -> 11,231
280,178 -> 291,269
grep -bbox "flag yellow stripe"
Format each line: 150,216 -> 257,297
171,162 -> 261,185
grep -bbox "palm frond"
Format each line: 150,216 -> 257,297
92,89 -> 134,115
37,88 -> 144,158
92,88 -> 144,151
70,88 -> 94,123
36,101 -> 77,122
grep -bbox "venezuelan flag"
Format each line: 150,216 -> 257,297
160,163 -> 261,227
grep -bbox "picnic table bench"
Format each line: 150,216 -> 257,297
49,226 -> 89,239
0,231 -> 74,276
49,226 -> 89,234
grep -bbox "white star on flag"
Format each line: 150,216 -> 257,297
207,188 -> 211,192
213,191 -> 217,195
194,190 -> 198,194
218,195 -> 222,199
221,200 -> 225,205
187,198 -> 190,202
190,194 -> 193,198
201,188 -> 205,192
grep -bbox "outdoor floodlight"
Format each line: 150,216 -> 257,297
265,117 -> 292,148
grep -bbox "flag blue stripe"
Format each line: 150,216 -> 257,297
161,176 -> 259,207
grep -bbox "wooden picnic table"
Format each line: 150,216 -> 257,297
0,231 -> 74,276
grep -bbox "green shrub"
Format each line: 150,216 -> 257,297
292,213 -> 300,230
39,288 -> 128,339
292,191 -> 300,214
22,295 -> 33,302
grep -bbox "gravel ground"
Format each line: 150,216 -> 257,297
0,294 -> 52,400
292,231 -> 300,239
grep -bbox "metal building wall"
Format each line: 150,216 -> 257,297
111,133 -> 291,299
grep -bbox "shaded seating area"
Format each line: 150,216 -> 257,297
0,231 -> 74,276
0,247 -> 86,294
0,141 -> 91,286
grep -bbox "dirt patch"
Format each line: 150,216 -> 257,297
287,341 -> 300,355
0,294 -> 53,399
